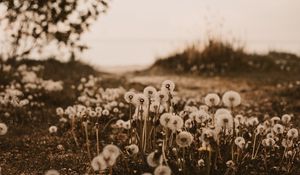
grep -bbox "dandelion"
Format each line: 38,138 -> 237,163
234,114 -> 245,126
123,120 -> 131,130
155,91 -> 169,104
91,154 -> 107,171
147,151 -> 161,167
271,116 -> 281,125
49,126 -> 58,134
103,144 -> 120,159
167,115 -> 184,131
262,138 -> 276,147
255,124 -> 265,135
176,131 -> 194,147
89,111 -> 97,117
215,108 -> 231,117
222,91 -> 241,108
273,124 -> 284,134
154,165 -> 171,175
116,120 -> 124,128
281,114 -> 291,124
102,109 -> 110,116
204,93 -> 220,107
234,137 -> 246,149
45,169 -> 60,175
160,113 -> 172,127
56,107 -> 64,116
133,93 -> 149,106
282,139 -> 293,148
125,144 -> 139,155
226,160 -> 235,168
0,123 -> 8,135
215,113 -> 233,130
247,117 -> 259,126
144,86 -> 157,98
287,128 -> 298,139
150,101 -> 164,113
190,110 -> 209,123
198,159 -> 205,167
124,91 -> 135,103
161,80 -> 175,92
201,128 -> 216,140
184,119 -> 193,129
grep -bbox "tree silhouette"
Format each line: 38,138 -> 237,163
0,0 -> 109,61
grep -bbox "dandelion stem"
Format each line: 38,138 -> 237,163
251,134 -> 257,159
96,123 -> 100,155
83,122 -> 92,161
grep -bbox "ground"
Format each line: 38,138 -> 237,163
0,59 -> 299,174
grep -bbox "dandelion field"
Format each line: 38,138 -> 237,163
0,59 -> 300,175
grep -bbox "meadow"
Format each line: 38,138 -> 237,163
0,55 -> 299,175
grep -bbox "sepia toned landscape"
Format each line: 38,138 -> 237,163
0,1 -> 300,175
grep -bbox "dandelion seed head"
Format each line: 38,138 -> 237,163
281,114 -> 291,124
154,165 -> 171,175
222,91 -> 241,108
204,93 -> 220,107
215,108 -> 231,117
49,125 -> 58,134
184,118 -> 193,128
133,93 -> 149,107
143,86 -> 157,98
234,137 -> 246,149
45,169 -> 60,175
155,91 -> 169,103
287,128 -> 298,139
147,151 -> 161,167
91,154 -> 107,171
103,144 -> 120,159
255,124 -> 265,135
246,117 -> 259,126
160,113 -> 172,127
271,116 -> 281,125
161,80 -> 175,92
215,113 -> 233,130
198,159 -> 205,167
124,91 -> 135,103
125,144 -> 139,155
282,138 -> 293,148
167,115 -> 183,131
176,131 -> 194,147
273,124 -> 284,134
102,109 -> 110,116
123,120 -> 131,130
262,138 -> 276,147
226,160 -> 235,168
0,123 -> 8,135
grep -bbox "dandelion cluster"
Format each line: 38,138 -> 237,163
51,79 -> 300,174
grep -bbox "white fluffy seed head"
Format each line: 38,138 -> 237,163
154,165 -> 172,175
49,125 -> 58,134
0,123 -> 8,135
204,93 -> 220,107
45,169 -> 60,175
176,131 -> 194,147
222,91 -> 241,108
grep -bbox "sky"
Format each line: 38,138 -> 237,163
81,0 -> 300,67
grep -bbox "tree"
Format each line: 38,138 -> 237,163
0,0 -> 109,61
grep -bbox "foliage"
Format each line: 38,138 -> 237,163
0,0 -> 109,60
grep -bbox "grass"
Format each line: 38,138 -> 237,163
143,39 -> 300,84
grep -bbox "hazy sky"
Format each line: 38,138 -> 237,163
82,0 -> 300,66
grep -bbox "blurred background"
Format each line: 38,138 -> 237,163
81,0 -> 300,67
1,0 -> 300,69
